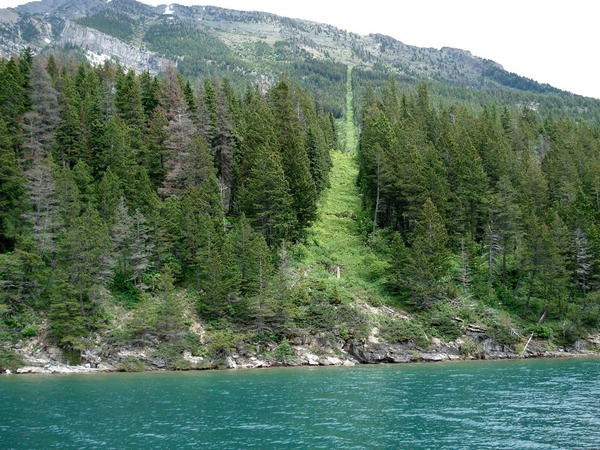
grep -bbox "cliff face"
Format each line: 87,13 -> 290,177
0,13 -> 172,73
57,20 -> 172,73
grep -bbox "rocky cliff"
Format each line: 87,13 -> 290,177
57,20 -> 172,73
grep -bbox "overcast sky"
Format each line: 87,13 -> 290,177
3,0 -> 599,98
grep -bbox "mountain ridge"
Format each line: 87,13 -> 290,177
1,0 -> 599,122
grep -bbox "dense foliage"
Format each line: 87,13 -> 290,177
358,80 -> 600,340
0,51 -> 336,353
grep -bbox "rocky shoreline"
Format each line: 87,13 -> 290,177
5,331 -> 599,375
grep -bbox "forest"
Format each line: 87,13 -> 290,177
0,49 -> 598,371
358,80 -> 600,342
0,50 -> 337,364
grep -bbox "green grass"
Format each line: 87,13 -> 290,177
292,65 -> 393,306
339,65 -> 358,154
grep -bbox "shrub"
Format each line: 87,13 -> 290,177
206,330 -> 238,358
459,339 -> 484,358
21,324 -> 38,338
273,339 -> 295,362
486,322 -> 520,345
525,323 -> 554,340
117,356 -> 146,372
0,347 -> 23,371
380,318 -> 429,348
427,303 -> 464,341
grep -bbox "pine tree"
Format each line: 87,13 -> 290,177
58,209 -> 114,295
143,107 -> 169,187
0,59 -> 27,134
129,208 -> 154,288
53,79 -> 85,167
139,71 -> 160,118
96,169 -> 123,223
241,147 -> 296,245
22,57 -> 60,162
115,70 -> 145,131
231,215 -> 273,296
53,164 -> 81,225
573,227 -> 593,294
95,117 -> 134,182
0,121 -> 24,251
22,156 -> 62,256
443,120 -> 488,239
403,198 -> 450,308
159,70 -> 196,197
269,79 -> 317,235
488,176 -> 522,282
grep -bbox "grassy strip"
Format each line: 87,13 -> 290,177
292,65 -> 392,305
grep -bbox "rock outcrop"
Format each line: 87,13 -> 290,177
4,330 -> 599,375
57,21 -> 172,73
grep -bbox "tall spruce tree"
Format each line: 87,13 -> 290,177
269,79 -> 317,235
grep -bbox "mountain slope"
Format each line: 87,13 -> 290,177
2,0 -> 600,120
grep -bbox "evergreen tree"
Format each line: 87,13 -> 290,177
159,70 -> 196,197
0,121 -> 24,251
22,57 -> 60,162
402,199 -> 450,308
22,156 -> 62,256
53,80 -> 85,167
269,79 -> 317,235
58,209 -> 114,295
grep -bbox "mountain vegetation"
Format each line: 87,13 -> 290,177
0,0 -> 598,371
3,0 -> 600,123
358,80 -> 600,342
0,51 -> 339,363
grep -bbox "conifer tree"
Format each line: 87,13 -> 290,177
58,209 -> 114,296
54,79 -> 85,166
96,168 -> 123,223
0,59 -> 27,134
241,147 -> 296,245
403,198 -> 450,308
159,70 -> 196,197
22,156 -> 62,256
269,79 -> 317,234
0,121 -> 24,251
22,57 -> 60,162
139,71 -> 160,118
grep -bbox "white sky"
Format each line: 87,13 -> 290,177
2,0 -> 599,98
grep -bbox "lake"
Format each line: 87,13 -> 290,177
1,358 -> 599,448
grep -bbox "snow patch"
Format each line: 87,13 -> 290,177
43,37 -> 51,44
163,4 -> 174,15
85,50 -> 111,66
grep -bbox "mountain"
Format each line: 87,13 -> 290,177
2,0 -> 600,120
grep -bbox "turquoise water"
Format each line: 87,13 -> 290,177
1,358 -> 599,449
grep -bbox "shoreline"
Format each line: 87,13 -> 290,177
4,349 -> 599,377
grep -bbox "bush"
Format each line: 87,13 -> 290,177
482,310 -> 521,345
427,303 -> 464,341
21,324 -> 38,338
0,347 -> 23,371
273,339 -> 295,362
117,356 -> 146,372
206,330 -> 238,358
555,320 -> 580,346
486,321 -> 520,345
459,339 -> 484,358
525,323 -> 554,340
380,318 -> 429,348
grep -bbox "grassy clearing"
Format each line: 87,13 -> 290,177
292,65 -> 393,306
339,65 -> 358,154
